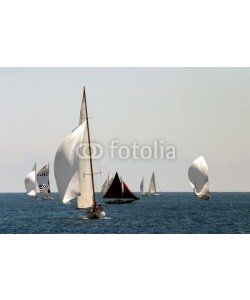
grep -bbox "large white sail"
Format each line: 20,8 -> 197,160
149,172 -> 156,194
188,156 -> 209,197
24,164 -> 37,196
77,87 -> 95,209
37,163 -> 51,197
54,123 -> 86,204
140,177 -> 144,195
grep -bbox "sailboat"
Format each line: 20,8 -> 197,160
148,172 -> 161,196
103,172 -> 139,204
24,163 -> 38,199
188,155 -> 210,200
140,177 -> 145,196
54,87 -> 106,219
37,163 -> 54,200
101,172 -> 114,195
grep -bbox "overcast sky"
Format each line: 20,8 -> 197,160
1,68 -> 249,192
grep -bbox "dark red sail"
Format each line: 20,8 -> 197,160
122,182 -> 139,200
103,172 -> 122,198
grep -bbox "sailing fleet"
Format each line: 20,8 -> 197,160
140,172 -> 162,196
24,86 -> 211,219
24,163 -> 53,200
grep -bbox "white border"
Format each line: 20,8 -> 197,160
1,1 -> 250,300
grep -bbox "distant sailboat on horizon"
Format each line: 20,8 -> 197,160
24,163 -> 38,199
54,87 -> 106,219
103,172 -> 139,204
188,155 -> 210,200
101,172 -> 114,195
37,163 -> 54,200
140,177 -> 145,196
148,172 -> 162,196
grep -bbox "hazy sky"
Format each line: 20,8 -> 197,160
1,68 -> 250,192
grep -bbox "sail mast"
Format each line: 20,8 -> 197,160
84,87 -> 96,206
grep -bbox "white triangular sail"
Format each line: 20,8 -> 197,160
54,123 -> 86,204
101,172 -> 114,195
188,156 -> 210,198
24,164 -> 37,196
140,177 -> 144,195
149,172 -> 156,194
77,88 -> 95,209
37,163 -> 51,197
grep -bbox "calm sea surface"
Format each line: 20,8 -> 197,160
0,193 -> 249,234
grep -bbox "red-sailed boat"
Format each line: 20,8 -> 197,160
103,172 -> 139,204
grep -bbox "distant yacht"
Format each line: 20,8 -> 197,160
54,87 -> 106,219
148,172 -> 161,196
101,172 -> 114,195
37,163 -> 54,200
188,155 -> 210,200
24,163 -> 38,199
103,172 -> 139,204
140,177 -> 145,196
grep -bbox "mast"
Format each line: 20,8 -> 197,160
84,87 -> 96,206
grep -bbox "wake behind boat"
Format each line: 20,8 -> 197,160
188,155 -> 210,200
103,172 -> 139,204
54,87 -> 105,219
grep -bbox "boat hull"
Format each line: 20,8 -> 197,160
104,199 -> 134,204
87,210 -> 106,219
198,195 -> 210,201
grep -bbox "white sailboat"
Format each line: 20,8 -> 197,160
148,172 -> 161,196
188,155 -> 210,200
101,172 -> 114,195
140,177 -> 145,196
24,163 -> 38,199
54,87 -> 105,219
37,163 -> 54,200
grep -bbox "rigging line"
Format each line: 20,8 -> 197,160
87,114 -> 104,193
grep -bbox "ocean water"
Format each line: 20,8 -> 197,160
0,193 -> 249,234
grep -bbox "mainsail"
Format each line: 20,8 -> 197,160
140,177 -> 144,195
24,164 -> 37,196
77,87 -> 95,209
103,172 -> 138,200
188,156 -> 210,198
148,172 -> 156,194
37,163 -> 51,197
54,123 -> 86,204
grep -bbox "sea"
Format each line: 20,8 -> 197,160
0,193 -> 249,234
